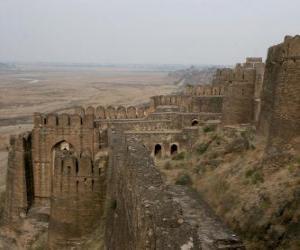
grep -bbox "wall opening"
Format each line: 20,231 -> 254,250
154,144 -> 162,158
191,120 -> 199,126
76,161 -> 79,174
170,144 -> 178,155
76,180 -> 79,192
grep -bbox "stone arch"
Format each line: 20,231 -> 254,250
75,106 -> 85,117
106,106 -> 116,119
86,106 -> 95,115
160,96 -> 165,105
96,106 -> 106,119
137,107 -> 145,118
191,119 -> 199,126
170,144 -> 178,155
165,96 -> 171,105
116,106 -> 126,119
171,96 -> 176,105
213,88 -> 218,95
196,86 -> 202,96
127,106 -> 137,119
51,140 -> 77,178
154,144 -> 162,158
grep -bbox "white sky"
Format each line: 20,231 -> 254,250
0,0 -> 299,65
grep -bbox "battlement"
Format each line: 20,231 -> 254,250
212,57 -> 264,86
33,112 -> 94,128
85,105 -> 146,119
258,35 -> 300,159
267,35 -> 300,64
184,85 -> 224,96
246,57 -> 263,63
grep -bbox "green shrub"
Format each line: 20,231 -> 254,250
203,125 -> 215,133
164,161 -> 172,170
175,173 -> 192,186
212,178 -> 229,196
172,152 -> 185,161
196,143 -> 209,155
251,172 -> 264,184
245,169 -> 264,184
245,169 -> 255,178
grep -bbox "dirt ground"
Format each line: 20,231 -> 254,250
0,65 -> 177,190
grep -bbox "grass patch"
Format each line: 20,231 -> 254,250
245,169 -> 264,184
196,143 -> 209,155
175,173 -> 192,186
172,152 -> 185,161
203,125 -> 215,133
211,177 -> 229,196
164,161 -> 172,170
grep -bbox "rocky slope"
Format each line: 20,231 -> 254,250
157,126 -> 300,249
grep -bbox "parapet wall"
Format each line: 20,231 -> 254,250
150,95 -> 192,111
105,131 -> 200,249
184,85 -> 224,96
75,105 -> 147,120
258,35 -> 300,159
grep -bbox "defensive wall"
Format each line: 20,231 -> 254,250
105,131 -> 244,249
4,133 -> 33,224
8,35 -> 300,249
258,35 -> 300,162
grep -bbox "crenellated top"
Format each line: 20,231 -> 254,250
267,35 -> 300,64
9,132 -> 31,151
184,85 -> 224,96
33,112 -> 94,128
92,105 -> 146,119
33,105 -> 147,127
212,57 -> 265,87
150,95 -> 193,111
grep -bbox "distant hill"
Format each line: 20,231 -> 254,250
0,63 -> 16,70
168,66 -> 219,86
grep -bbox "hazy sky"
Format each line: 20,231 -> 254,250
0,0 -> 299,65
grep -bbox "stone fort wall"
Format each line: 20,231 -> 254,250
105,131 -> 201,250
4,133 -> 33,224
4,36 -> 300,249
31,113 -> 98,205
258,35 -> 300,162
48,144 -> 106,249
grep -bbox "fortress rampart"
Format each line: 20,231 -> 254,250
32,113 -> 98,205
4,36 -> 300,249
258,35 -> 300,161
48,143 -> 106,249
105,132 -> 201,249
